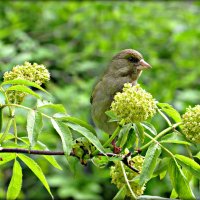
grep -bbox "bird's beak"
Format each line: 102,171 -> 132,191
137,59 -> 151,70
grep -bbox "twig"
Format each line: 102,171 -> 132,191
0,147 -> 140,173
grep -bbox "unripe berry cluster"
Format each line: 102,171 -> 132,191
110,155 -> 145,197
182,105 -> 200,144
3,62 -> 50,104
111,83 -> 157,123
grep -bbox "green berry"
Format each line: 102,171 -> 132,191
110,155 -> 145,197
3,62 -> 50,104
111,83 -> 157,123
182,105 -> 200,144
3,62 -> 50,85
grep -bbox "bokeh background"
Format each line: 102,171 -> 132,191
0,1 -> 200,199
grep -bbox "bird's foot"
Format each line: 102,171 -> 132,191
111,140 -> 121,154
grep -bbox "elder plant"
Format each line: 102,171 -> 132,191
0,62 -> 199,200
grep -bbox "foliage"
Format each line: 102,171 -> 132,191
0,1 -> 200,200
0,61 -> 200,200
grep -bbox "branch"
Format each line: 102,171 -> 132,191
0,147 -> 139,173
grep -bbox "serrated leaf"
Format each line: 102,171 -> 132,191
66,122 -> 106,154
141,122 -> 157,135
139,143 -> 161,186
157,103 -> 181,123
134,123 -> 144,145
160,132 -> 191,145
124,129 -> 136,149
18,154 -> 53,198
2,79 -> 49,94
35,141 -> 62,170
37,99 -> 66,113
6,85 -> 40,99
14,138 -> 62,170
175,154 -> 200,179
153,157 -> 170,177
117,123 -> 132,148
42,155 -> 62,170
7,159 -> 22,200
51,119 -> 73,157
27,110 -> 43,147
168,158 -> 195,199
0,153 -> 15,165
113,186 -> 126,200
57,116 -> 96,135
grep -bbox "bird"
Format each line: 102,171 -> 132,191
90,49 -> 151,135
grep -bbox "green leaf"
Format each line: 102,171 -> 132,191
35,141 -> 62,170
113,186 -> 126,200
7,159 -> 22,200
124,129 -> 136,149
2,79 -> 49,94
139,143 -> 161,186
14,138 -> 62,170
0,153 -> 15,165
194,151 -> 200,160
168,158 -> 195,199
0,106 -> 3,132
134,123 -> 144,145
175,154 -> 200,179
160,132 -> 191,145
66,122 -> 106,154
157,103 -> 182,123
37,100 -> 66,113
27,110 -> 43,147
6,85 -> 41,99
55,115 -> 96,135
18,154 -> 53,198
153,157 -> 170,177
43,155 -> 62,170
159,170 -> 167,180
92,156 -> 109,168
170,189 -> 178,199
141,122 -> 157,135
51,119 -> 73,157
0,133 -> 15,141
105,110 -> 119,122
117,123 -> 132,148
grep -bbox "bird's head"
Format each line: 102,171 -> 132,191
111,49 -> 151,81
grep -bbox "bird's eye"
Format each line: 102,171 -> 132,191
127,56 -> 140,63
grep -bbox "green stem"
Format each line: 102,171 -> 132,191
0,118 -> 13,145
1,87 -> 12,117
13,117 -> 17,144
120,161 -> 137,200
143,131 -> 174,157
4,103 -> 51,119
92,125 -> 121,155
103,125 -> 121,148
140,122 -> 182,151
157,108 -> 172,126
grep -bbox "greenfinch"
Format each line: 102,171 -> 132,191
91,49 -> 151,134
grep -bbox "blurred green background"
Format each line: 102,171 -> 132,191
0,1 -> 200,199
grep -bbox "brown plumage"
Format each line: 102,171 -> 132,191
91,49 -> 151,134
